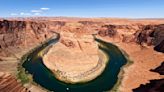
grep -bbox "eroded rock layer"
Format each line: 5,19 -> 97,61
43,33 -> 108,83
0,18 -> 164,92
0,19 -> 164,57
0,72 -> 28,92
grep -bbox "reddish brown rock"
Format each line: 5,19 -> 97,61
0,18 -> 164,92
98,25 -> 117,37
60,39 -> 76,48
0,20 -> 54,57
0,72 -> 28,92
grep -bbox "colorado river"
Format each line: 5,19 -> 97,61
19,33 -> 128,92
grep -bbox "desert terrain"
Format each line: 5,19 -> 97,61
0,17 -> 163,92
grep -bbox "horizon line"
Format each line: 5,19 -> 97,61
1,16 -> 164,20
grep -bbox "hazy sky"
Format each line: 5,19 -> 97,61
0,0 -> 164,18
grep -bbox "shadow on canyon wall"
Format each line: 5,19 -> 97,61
133,62 -> 164,92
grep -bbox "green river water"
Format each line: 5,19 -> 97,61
20,34 -> 128,92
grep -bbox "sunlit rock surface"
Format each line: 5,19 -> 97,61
0,17 -> 164,92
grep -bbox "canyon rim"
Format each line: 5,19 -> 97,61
0,17 -> 163,92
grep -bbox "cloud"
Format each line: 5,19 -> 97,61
20,12 -> 31,16
40,8 -> 50,10
31,10 -> 42,13
10,13 -> 18,16
20,12 -> 24,15
10,7 -> 50,16
34,13 -> 40,16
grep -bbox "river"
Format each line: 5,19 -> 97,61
20,33 -> 128,92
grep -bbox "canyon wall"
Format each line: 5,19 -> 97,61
0,20 -> 57,57
98,24 -> 164,52
0,18 -> 163,92
0,19 -> 163,58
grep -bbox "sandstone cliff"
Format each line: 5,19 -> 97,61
0,20 -> 55,57
0,19 -> 164,56
98,24 -> 164,52
0,18 -> 163,92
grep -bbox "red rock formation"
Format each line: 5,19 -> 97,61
60,39 -> 76,48
133,61 -> 164,92
0,18 -> 164,92
97,24 -> 164,53
98,25 -> 117,37
0,73 -> 28,92
0,20 -> 54,57
0,19 -> 163,58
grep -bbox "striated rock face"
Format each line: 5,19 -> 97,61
28,21 -> 54,40
0,19 -> 163,55
98,25 -> 117,37
98,24 -> 164,53
98,24 -> 153,45
0,20 -> 26,34
0,20 -> 26,47
133,24 -> 164,51
134,25 -> 155,45
0,72 -> 28,92
0,20 -> 54,57
0,20 -> 27,57
0,18 -> 164,92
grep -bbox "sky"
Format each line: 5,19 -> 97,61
0,0 -> 164,18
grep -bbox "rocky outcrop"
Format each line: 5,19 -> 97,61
0,72 -> 28,92
0,20 -> 55,57
60,39 -> 76,48
153,24 -> 164,45
98,24 -> 153,45
0,18 -> 163,92
78,21 -> 101,25
42,33 -> 106,83
152,24 -> 164,52
29,21 -> 49,39
97,24 -> 164,53
98,25 -> 117,37
0,19 -> 163,58
0,20 -> 26,34
0,20 -> 26,48
129,24 -> 164,51
151,62 -> 164,75
134,25 -> 155,45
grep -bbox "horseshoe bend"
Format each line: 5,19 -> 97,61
42,34 -> 109,83
21,32 -> 128,92
0,18 -> 164,92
